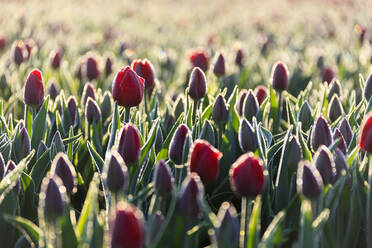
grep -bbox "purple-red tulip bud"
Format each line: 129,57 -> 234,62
213,53 -> 226,77
13,41 -> 25,65
243,90 -> 259,121
297,161 -> 323,199
48,81 -> 59,100
328,95 -> 343,123
24,69 -> 44,107
147,211 -> 165,244
86,55 -> 100,80
314,146 -> 336,185
212,94 -> 228,124
117,124 -> 141,165
24,39 -> 36,60
67,96 -> 78,124
271,61 -> 289,91
132,59 -> 156,94
229,153 -> 266,198
153,160 -> 174,196
112,66 -> 145,107
188,67 -> 207,101
82,82 -> 96,107
333,128 -> 347,154
105,56 -> 113,77
50,48 -> 63,69
235,48 -> 243,67
50,153 -> 77,194
85,98 -> 102,124
311,116 -> 332,151
239,118 -> 257,152
328,79 -> 341,102
104,151 -> 129,194
189,50 -> 209,71
215,202 -> 239,248
255,85 -> 268,106
339,117 -> 353,147
322,67 -> 335,84
177,173 -> 204,219
235,90 -> 248,116
359,112 -> 372,154
333,148 -> 348,182
168,124 -> 191,164
41,176 -> 66,222
287,135 -> 302,173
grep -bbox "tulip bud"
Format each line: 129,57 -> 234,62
67,96 -> 78,124
188,140 -> 222,183
297,161 -> 323,199
173,96 -> 185,119
24,69 -> 44,107
37,141 -> 48,159
359,112 -> 372,154
339,117 -> 352,147
117,124 -> 141,165
287,135 -> 302,173
333,128 -> 347,154
50,48 -> 63,69
147,212 -> 165,244
322,67 -> 335,84
364,73 -> 372,101
82,82 -> 96,107
255,85 -> 268,106
132,59 -> 156,95
111,202 -> 144,248
13,127 -> 31,162
0,153 -> 4,180
153,160 -> 174,196
85,98 -> 102,125
105,55 -> 113,77
238,118 -> 257,152
235,89 -> 248,116
169,124 -> 191,164
243,90 -> 258,121
213,53 -> 226,77
13,41 -> 25,65
229,153 -> 266,197
112,66 -> 145,107
155,128 -> 163,154
5,160 -> 20,193
328,95 -> 344,123
100,91 -> 112,121
24,39 -> 36,59
40,176 -> 66,222
271,61 -> 289,91
177,173 -> 204,218
188,67 -> 207,101
75,61 -> 83,81
212,94 -> 228,124
0,34 -> 7,51
189,50 -> 209,71
333,148 -> 348,182
85,55 -> 100,80
235,48 -> 243,67
311,116 -> 332,151
50,153 -> 77,194
327,79 -> 341,102
314,146 -> 336,185
215,202 -> 239,248
104,151 -> 129,194
48,80 -> 59,100
199,120 -> 215,146
298,101 -> 313,131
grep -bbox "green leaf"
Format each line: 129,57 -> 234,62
30,149 -> 51,191
31,97 -> 49,150
4,214 -> 41,247
87,141 -> 104,172
248,196 -> 261,248
138,118 -> 159,166
298,200 -> 314,248
107,102 -> 121,151
259,211 -> 285,247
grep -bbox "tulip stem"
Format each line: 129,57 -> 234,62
240,197 -> 251,248
144,91 -> 149,115
274,91 -> 283,133
217,123 -> 223,150
192,100 -> 198,125
124,107 -> 131,123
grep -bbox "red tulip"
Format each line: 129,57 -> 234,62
322,67 -> 335,84
213,53 -> 226,77
229,153 -> 266,197
24,69 -> 44,107
188,140 -> 222,183
112,66 -> 145,107
111,202 -> 144,248
132,59 -> 156,94
50,48 -> 63,69
188,67 -> 207,101
359,112 -> 372,154
117,124 -> 141,165
189,50 -> 209,71
169,124 -> 191,164
271,61 -> 289,91
13,41 -> 25,65
86,55 -> 100,80
255,85 -> 268,106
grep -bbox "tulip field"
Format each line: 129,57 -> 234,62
1,0 -> 372,247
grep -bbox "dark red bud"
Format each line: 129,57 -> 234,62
333,128 -> 347,154
86,55 -> 100,80
314,146 -> 336,185
213,53 -> 226,77
168,124 -> 191,164
212,94 -> 228,124
104,151 -> 129,194
75,62 -> 83,81
255,85 -> 268,106
359,112 -> 372,154
189,50 -> 209,71
215,202 -> 239,248
235,89 -> 248,116
50,48 -> 63,69
271,61 -> 289,91
339,117 -> 353,147
177,173 -> 204,218
24,69 -> 44,107
188,67 -> 207,101
132,59 -> 156,94
112,66 -> 145,107
153,160 -> 174,196
105,56 -> 113,77
239,118 -> 257,152
24,39 -> 36,59
50,153 -> 77,194
235,48 -> 243,67
13,41 -> 25,65
229,153 -> 266,198
311,116 -> 332,151
328,79 -> 341,102
322,67 -> 335,84
67,96 -> 78,124
333,148 -> 348,182
188,140 -> 222,183
48,81 -> 59,100
117,124 -> 141,165
243,90 -> 258,121
328,95 -> 343,123
85,98 -> 102,124
41,176 -> 66,222
19,127 -> 31,160
82,82 -> 96,107
297,161 -> 323,199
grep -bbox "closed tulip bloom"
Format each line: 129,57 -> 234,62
359,112 -> 372,154
239,118 -> 257,152
328,95 -> 344,122
177,173 -> 204,219
24,69 -> 44,107
111,202 -> 144,248
311,116 -> 332,151
75,61 -> 83,81
50,48 -> 63,69
82,82 -> 96,107
333,128 -> 347,154
41,176 -> 66,222
229,153 -> 266,197
333,148 -> 348,182
255,85 -> 268,106
314,146 -> 336,185
235,89 -> 248,116
188,67 -> 207,101
147,212 -> 165,244
13,41 -> 25,65
215,202 -> 239,248
52,131 -> 65,153
188,140 -> 222,183
243,90 -> 259,121
132,59 -> 156,94
86,55 -> 100,80
189,50 -> 209,71
104,151 -> 129,194
169,124 -> 191,164
212,94 -> 229,124
155,128 -> 163,154
50,153 -> 77,194
213,53 -> 226,77
298,101 -> 313,131
24,39 -> 36,59
67,96 -> 78,123
364,72 -> 372,101
85,98 -> 102,124
105,56 -> 113,77
271,61 -> 289,91
297,161 -> 323,199
199,120 -> 215,146
5,160 -> 19,193
287,135 -> 302,173
112,66 -> 145,107
153,160 -> 174,196
328,79 -> 341,102
322,67 -> 335,84
48,81 -> 59,100
117,124 -> 141,165
339,117 -> 353,147
18,127 -> 31,160
235,48 -> 243,67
